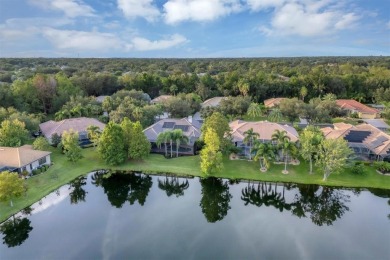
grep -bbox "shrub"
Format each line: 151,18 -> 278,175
374,161 -> 390,173
351,162 -> 366,175
32,169 -> 40,176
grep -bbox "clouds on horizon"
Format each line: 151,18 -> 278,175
0,0 -> 389,57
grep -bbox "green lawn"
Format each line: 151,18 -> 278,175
1,147 -> 389,222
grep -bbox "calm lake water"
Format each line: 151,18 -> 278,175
1,171 -> 389,260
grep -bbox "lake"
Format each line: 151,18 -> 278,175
1,171 -> 389,259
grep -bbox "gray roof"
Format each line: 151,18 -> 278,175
362,119 -> 390,129
201,97 -> 226,108
143,118 -> 201,142
40,117 -> 106,138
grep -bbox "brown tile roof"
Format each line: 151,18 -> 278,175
39,117 -> 106,138
336,99 -> 379,114
264,98 -> 287,108
229,120 -> 299,142
0,145 -> 51,168
322,123 -> 390,156
150,95 -> 173,104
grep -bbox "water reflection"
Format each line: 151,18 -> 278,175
92,171 -> 152,207
0,216 -> 33,248
158,175 -> 190,197
199,177 -> 232,223
69,176 -> 88,204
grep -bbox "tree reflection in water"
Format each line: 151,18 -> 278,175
91,171 -> 152,208
158,175 -> 190,197
69,176 -> 88,204
200,177 -> 232,223
241,182 -> 351,226
0,215 -> 33,248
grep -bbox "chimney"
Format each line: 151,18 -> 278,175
188,115 -> 193,123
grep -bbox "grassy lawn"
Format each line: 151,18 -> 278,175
1,147 -> 389,222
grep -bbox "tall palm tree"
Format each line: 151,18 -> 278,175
243,128 -> 260,160
281,140 -> 298,174
253,142 -> 276,171
268,108 -> 283,123
271,130 -> 290,161
172,129 -> 189,157
156,131 -> 169,157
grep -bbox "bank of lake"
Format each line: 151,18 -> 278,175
1,147 -> 389,223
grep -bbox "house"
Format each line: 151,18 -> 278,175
362,119 -> 390,132
39,117 -> 106,145
0,145 -> 51,174
201,97 -> 226,108
150,95 -> 173,105
336,99 -> 379,119
230,120 -> 299,158
264,98 -> 287,108
143,118 -> 201,155
321,123 -> 390,161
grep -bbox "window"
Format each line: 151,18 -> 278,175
39,157 -> 47,165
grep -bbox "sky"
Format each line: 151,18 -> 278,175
0,0 -> 389,58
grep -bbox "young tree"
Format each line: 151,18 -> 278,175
299,126 -> 324,174
32,137 -> 50,151
98,122 -> 127,165
246,102 -> 263,119
128,121 -> 151,160
316,138 -> 352,181
271,129 -> 290,161
201,112 -> 230,152
156,131 -> 169,157
61,130 -> 82,162
253,142 -> 276,172
268,108 -> 283,123
172,129 -> 189,158
200,128 -> 223,176
51,133 -> 61,147
0,119 -> 29,147
0,171 -> 25,207
243,128 -> 259,160
281,140 -> 298,174
87,125 -> 101,148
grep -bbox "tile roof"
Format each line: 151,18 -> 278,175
336,99 -> 379,114
229,120 -> 299,142
264,98 -> 287,108
201,97 -> 226,108
39,117 -> 106,138
322,123 -> 390,156
0,145 -> 51,168
143,118 -> 201,142
150,95 -> 173,104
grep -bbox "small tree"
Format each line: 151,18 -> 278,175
128,121 -> 151,160
243,128 -> 259,160
61,130 -> 82,162
201,112 -> 230,152
200,128 -> 223,176
156,131 -> 169,157
87,125 -> 101,148
0,119 -> 29,147
32,137 -> 50,151
247,102 -> 263,119
316,138 -> 352,181
253,142 -> 275,171
98,122 -> 127,165
0,171 -> 25,207
51,133 -> 61,147
172,129 -> 189,158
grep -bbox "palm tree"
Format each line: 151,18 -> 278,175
271,130 -> 290,161
156,131 -> 169,157
247,102 -> 264,119
268,108 -> 283,122
281,140 -> 298,174
253,142 -> 276,172
243,128 -> 259,160
172,129 -> 189,157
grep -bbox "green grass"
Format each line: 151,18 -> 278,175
1,147 -> 389,222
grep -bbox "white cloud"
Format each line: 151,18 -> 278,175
163,0 -> 242,24
387,21 -> 390,30
29,0 -> 95,17
246,0 -> 285,11
117,0 -> 160,22
41,28 -> 187,52
131,34 -> 188,50
42,28 -> 129,51
259,1 -> 360,37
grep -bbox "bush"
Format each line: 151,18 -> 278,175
351,162 -> 366,175
374,161 -> 390,173
32,169 -> 40,176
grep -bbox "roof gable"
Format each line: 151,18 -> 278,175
336,99 -> 379,114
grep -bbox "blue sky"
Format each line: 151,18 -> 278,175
0,0 -> 389,57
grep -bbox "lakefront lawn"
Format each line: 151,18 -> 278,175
1,147 -> 389,222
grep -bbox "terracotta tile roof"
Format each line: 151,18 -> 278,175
336,99 -> 379,114
0,145 -> 51,168
39,117 -> 106,139
229,120 -> 299,143
264,98 -> 287,108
